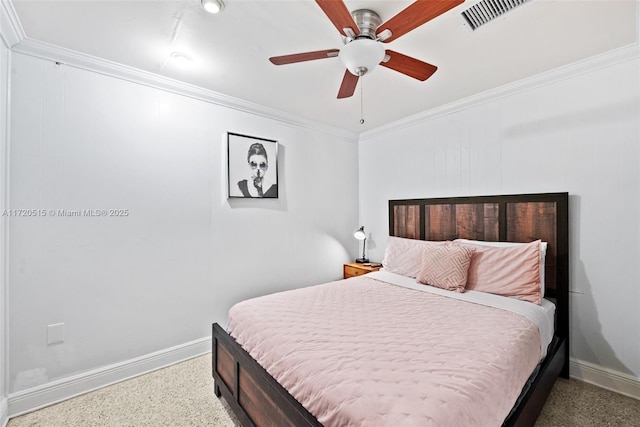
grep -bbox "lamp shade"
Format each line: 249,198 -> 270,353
354,226 -> 366,240
339,39 -> 385,77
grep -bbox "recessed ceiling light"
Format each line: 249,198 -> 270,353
170,52 -> 192,66
201,0 -> 224,14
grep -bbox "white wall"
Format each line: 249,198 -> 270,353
1,21 -> 10,427
7,52 -> 359,395
359,56 -> 640,390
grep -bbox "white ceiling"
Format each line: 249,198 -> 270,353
11,0 -> 639,133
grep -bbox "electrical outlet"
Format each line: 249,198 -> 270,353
47,323 -> 64,345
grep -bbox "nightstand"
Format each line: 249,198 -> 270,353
343,262 -> 382,279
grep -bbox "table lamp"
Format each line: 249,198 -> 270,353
354,226 -> 369,263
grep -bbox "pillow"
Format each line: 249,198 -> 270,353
452,240 -> 542,304
382,236 -> 449,278
454,239 -> 547,296
416,244 -> 475,293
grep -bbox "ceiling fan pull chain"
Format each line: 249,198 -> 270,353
360,78 -> 365,125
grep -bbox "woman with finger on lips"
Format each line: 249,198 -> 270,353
237,142 -> 278,198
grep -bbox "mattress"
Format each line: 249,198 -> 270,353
228,273 -> 555,427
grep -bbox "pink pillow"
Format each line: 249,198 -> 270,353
454,239 -> 548,297
415,244 -> 475,293
453,240 -> 542,304
382,236 -> 448,278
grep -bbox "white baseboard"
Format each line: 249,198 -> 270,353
0,397 -> 8,427
570,358 -> 640,400
7,337 -> 211,418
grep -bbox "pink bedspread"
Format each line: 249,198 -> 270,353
228,276 -> 542,427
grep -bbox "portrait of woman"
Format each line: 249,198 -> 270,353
227,133 -> 278,199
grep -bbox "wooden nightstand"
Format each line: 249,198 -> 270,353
343,262 -> 382,279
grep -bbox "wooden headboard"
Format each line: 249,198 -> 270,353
389,193 -> 569,369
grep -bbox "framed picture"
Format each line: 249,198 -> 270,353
227,132 -> 279,199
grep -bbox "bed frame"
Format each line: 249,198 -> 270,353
212,192 -> 569,427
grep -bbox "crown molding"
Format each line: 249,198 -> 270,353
0,0 -> 25,48
4,0 -> 638,143
361,42 -> 640,141
11,37 -> 359,143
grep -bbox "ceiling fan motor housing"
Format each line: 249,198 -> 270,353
351,9 -> 381,40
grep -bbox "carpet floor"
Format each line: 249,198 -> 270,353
7,353 -> 640,426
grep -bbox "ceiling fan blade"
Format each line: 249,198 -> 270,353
269,49 -> 339,65
337,70 -> 359,99
380,50 -> 437,81
315,0 -> 360,37
376,0 -> 464,43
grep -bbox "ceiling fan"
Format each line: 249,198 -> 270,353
269,0 -> 465,99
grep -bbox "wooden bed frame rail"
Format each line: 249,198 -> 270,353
212,323 -> 321,427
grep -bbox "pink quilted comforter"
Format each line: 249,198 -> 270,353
228,276 -> 542,427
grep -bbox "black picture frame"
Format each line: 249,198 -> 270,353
227,132 -> 279,199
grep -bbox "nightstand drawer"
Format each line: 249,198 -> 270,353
343,262 -> 382,279
344,265 -> 366,278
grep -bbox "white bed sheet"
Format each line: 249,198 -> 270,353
369,269 -> 556,358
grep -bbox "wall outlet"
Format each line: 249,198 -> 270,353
47,323 -> 65,345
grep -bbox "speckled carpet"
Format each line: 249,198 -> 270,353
7,353 -> 640,427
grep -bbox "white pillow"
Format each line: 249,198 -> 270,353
453,239 -> 547,297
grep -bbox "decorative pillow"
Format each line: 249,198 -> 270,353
415,244 -> 475,293
453,240 -> 542,304
382,236 -> 449,278
454,239 -> 548,296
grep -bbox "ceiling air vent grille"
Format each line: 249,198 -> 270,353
461,0 -> 531,31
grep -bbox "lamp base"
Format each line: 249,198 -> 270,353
355,258 -> 369,264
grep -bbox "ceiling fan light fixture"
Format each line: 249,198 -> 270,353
201,0 -> 224,14
339,39 -> 385,76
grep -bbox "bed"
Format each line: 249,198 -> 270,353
212,192 -> 569,427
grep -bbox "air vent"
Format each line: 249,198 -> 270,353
461,0 -> 531,31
